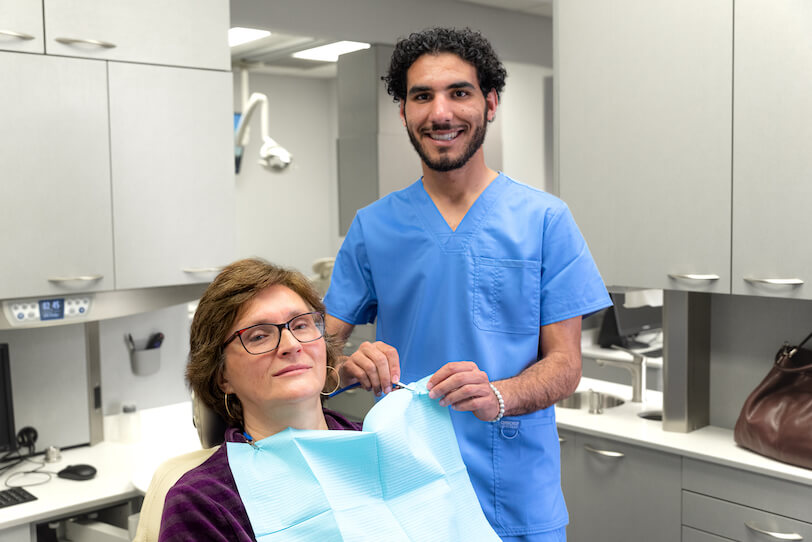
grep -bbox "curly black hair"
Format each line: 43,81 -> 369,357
382,27 -> 507,102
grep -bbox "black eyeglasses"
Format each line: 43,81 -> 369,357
224,311 -> 325,355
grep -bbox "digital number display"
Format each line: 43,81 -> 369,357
39,299 -> 65,321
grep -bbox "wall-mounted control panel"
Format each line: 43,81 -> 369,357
3,296 -> 93,327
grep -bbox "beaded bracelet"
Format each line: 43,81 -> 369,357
488,382 -> 505,422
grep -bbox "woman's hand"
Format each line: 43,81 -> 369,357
427,361 -> 501,422
338,341 -> 401,396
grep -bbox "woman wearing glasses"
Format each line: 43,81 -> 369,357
159,258 -> 361,542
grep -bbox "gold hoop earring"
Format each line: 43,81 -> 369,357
321,365 -> 340,396
224,393 -> 233,420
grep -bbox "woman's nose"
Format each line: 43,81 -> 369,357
276,328 -> 302,355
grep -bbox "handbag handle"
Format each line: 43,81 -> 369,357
777,329 -> 812,372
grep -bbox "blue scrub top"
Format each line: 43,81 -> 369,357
325,173 -> 611,536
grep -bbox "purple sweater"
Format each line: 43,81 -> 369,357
158,409 -> 362,542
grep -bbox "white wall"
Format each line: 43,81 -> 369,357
233,72 -> 341,274
501,61 -> 555,192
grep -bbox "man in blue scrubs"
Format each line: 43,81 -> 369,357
324,27 -> 611,541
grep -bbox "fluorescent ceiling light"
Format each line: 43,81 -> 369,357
229,27 -> 271,47
292,41 -> 370,62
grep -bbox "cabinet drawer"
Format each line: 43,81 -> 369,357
684,491 -> 812,541
683,458 -> 812,522
682,526 -> 731,542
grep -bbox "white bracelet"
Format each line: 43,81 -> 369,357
488,382 -> 505,422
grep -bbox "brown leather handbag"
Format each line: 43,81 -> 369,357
733,330 -> 812,470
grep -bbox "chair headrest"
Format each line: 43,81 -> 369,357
192,392 -> 228,449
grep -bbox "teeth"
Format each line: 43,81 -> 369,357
430,131 -> 460,141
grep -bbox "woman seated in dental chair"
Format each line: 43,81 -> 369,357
158,258 -> 361,542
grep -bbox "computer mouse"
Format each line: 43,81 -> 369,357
57,464 -> 97,481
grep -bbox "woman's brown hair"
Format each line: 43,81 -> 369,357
187,258 -> 342,426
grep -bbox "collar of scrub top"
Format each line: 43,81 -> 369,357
328,381 -> 414,398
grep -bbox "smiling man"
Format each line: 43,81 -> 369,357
324,27 -> 611,542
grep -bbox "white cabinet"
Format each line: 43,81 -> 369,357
558,0 -> 812,301
0,2 -> 43,53
43,0 -> 229,70
557,0 -> 732,294
564,434 -> 681,542
109,63 -> 234,290
557,429 -> 577,540
0,53 -> 115,299
731,0 -> 812,299
0,2 -> 233,299
0,524 -> 33,542
682,458 -> 812,540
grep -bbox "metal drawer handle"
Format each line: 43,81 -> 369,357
744,521 -> 802,541
48,274 -> 103,283
0,29 -> 36,40
744,277 -> 804,286
559,437 -> 567,443
182,267 -> 224,274
668,273 -> 720,281
55,37 -> 116,49
584,444 -> 624,458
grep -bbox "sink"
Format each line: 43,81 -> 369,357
637,410 -> 663,421
557,390 -> 625,410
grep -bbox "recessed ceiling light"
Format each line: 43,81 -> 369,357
229,27 -> 271,47
292,41 -> 371,62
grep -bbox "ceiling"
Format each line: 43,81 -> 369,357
457,0 -> 552,17
230,0 -> 552,77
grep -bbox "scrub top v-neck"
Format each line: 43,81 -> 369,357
325,172 -> 611,536
410,174 -> 506,251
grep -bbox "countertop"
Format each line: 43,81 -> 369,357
557,376 -> 812,486
0,402 -> 201,531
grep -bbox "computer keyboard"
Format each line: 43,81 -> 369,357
0,486 -> 37,509
642,347 -> 662,358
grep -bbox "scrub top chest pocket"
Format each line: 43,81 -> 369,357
473,257 -> 540,334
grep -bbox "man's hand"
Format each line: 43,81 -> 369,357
338,341 -> 401,396
427,361 -> 500,422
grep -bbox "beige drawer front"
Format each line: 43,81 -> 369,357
682,526 -> 731,542
683,491 -> 812,541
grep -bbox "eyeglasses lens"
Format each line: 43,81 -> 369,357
240,312 -> 325,354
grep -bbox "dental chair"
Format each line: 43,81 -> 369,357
132,395 -> 228,542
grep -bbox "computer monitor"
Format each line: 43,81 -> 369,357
597,293 -> 662,349
0,344 -> 16,453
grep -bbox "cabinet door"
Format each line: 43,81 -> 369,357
43,0 -> 229,70
732,0 -> 812,300
557,429 -> 577,539
0,53 -> 114,299
557,0 -> 732,293
108,63 -> 235,290
0,2 -> 44,53
571,434 -> 681,542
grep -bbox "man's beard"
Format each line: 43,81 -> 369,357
406,111 -> 488,172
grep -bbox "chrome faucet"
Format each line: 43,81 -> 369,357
595,345 -> 647,402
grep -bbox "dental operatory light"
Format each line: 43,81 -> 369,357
235,69 -> 292,173
292,41 -> 370,62
228,27 -> 271,47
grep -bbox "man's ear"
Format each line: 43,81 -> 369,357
485,89 -> 498,122
399,100 -> 407,126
